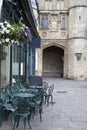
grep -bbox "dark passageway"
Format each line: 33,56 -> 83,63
42,46 -> 64,78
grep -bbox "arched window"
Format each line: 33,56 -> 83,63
40,15 -> 48,29
61,14 -> 66,29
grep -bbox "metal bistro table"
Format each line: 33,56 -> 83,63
30,85 -> 44,89
13,92 -> 35,98
12,92 -> 35,130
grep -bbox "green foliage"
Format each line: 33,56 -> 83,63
0,21 -> 30,45
23,83 -> 30,89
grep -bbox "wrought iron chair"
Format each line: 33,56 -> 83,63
12,97 -> 32,130
0,99 -> 3,129
29,76 -> 43,86
46,85 -> 54,106
28,87 -> 44,122
43,82 -> 49,104
1,89 -> 15,121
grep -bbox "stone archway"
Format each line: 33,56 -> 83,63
42,45 -> 64,78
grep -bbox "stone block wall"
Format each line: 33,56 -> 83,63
36,0 -> 87,80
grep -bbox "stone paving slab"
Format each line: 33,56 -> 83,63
1,78 -> 87,130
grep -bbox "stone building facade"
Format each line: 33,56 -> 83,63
0,0 -> 40,86
36,0 -> 87,80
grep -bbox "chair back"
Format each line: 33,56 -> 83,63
29,76 -> 43,86
10,85 -> 19,94
48,85 -> 54,95
13,97 -> 29,114
43,82 -> 48,91
0,99 -> 3,127
1,90 -> 9,103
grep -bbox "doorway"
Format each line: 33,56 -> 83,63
42,46 -> 64,77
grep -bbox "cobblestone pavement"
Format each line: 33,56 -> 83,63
1,78 -> 87,130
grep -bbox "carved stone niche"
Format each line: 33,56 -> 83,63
52,14 -> 57,21
75,53 -> 82,61
61,31 -> 66,37
42,31 -> 47,38
50,14 -> 60,30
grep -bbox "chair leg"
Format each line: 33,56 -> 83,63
51,95 -> 53,105
44,95 -> 47,104
16,115 -> 20,127
24,117 -> 27,130
47,96 -> 49,107
28,115 -> 32,129
39,107 -> 42,122
12,114 -> 16,130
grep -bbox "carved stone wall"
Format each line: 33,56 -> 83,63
36,0 -> 87,80
39,12 -> 67,39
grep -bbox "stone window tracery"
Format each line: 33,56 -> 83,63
40,14 -> 48,29
61,14 -> 66,29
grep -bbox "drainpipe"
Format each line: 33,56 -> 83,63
24,44 -> 27,82
9,45 -> 12,89
0,45 -> 1,95
0,0 -> 3,95
0,1 -> 4,129
18,43 -> 21,87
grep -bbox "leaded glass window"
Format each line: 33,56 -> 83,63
40,14 -> 48,29
75,53 -> 82,61
61,14 -> 66,29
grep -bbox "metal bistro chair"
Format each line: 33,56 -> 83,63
1,89 -> 15,121
29,76 -> 43,86
28,87 -> 44,122
43,82 -> 49,104
0,99 -> 3,129
46,85 -> 54,106
12,97 -> 32,130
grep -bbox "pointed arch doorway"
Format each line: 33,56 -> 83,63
42,45 -> 64,78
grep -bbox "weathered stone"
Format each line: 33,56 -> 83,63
36,0 -> 87,80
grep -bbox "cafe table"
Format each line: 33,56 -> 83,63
30,85 -> 44,89
12,92 -> 36,109
13,92 -> 35,98
12,92 -> 34,130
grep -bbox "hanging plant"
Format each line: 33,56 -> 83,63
0,21 -> 32,46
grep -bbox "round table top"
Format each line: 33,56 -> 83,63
13,93 -> 35,98
30,85 -> 44,89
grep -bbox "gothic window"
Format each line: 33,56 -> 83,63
40,15 -> 48,29
61,14 -> 66,29
75,53 -> 82,61
79,16 -> 81,20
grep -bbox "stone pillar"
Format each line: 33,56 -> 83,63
68,0 -> 87,80
84,39 -> 87,79
63,46 -> 68,79
35,48 -> 42,76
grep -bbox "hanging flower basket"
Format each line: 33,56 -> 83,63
0,21 -> 32,46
